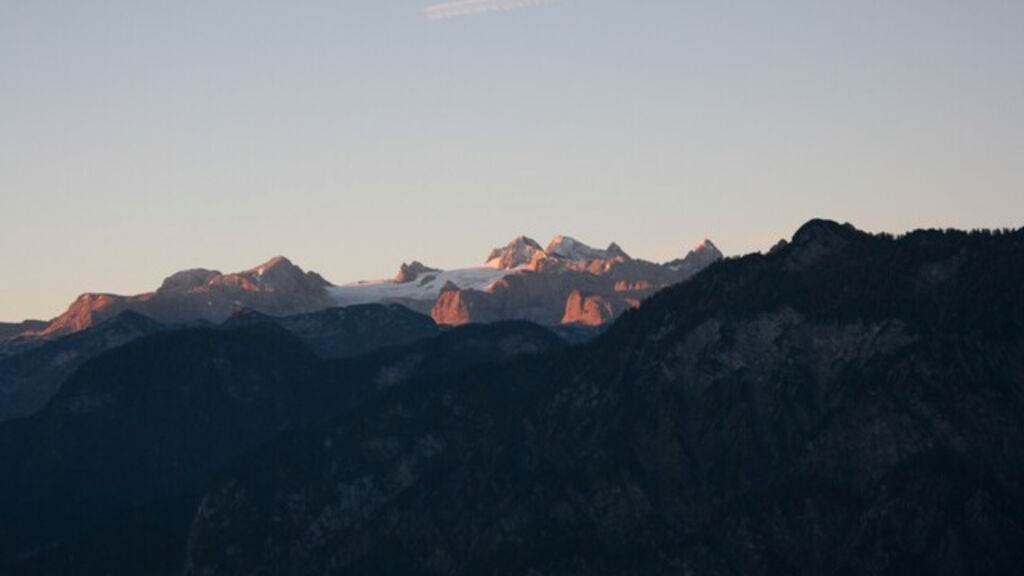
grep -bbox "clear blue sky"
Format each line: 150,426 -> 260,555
2,0 -> 1022,321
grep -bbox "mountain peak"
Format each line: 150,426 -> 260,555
689,239 -> 722,259
606,242 -> 628,258
243,256 -> 330,288
158,268 -> 221,294
791,219 -> 862,245
395,261 -> 440,284
485,236 -> 545,270
786,219 -> 864,269
545,235 -> 584,255
693,238 -> 716,251
664,238 -> 724,272
546,236 -> 630,262
252,255 -> 296,275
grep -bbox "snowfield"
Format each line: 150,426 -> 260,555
329,267 -> 514,306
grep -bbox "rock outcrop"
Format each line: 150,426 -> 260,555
394,261 -> 440,284
561,290 -> 617,325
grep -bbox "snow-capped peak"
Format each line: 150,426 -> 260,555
485,236 -> 545,270
545,236 -> 630,263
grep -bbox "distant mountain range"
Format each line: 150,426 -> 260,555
1,234 -> 721,345
334,235 -> 721,326
0,235 -> 718,422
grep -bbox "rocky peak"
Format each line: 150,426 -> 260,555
686,239 -> 723,262
785,219 -> 864,269
485,236 -> 546,270
39,292 -> 129,337
158,269 -> 221,294
242,256 -> 331,289
606,242 -> 629,260
791,219 -> 861,245
247,256 -> 299,278
395,261 -> 440,284
157,257 -> 329,295
665,238 -> 724,272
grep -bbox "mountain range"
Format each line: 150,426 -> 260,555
183,220 -> 1024,575
0,235 -> 717,423
1,219 -> 1022,575
1,235 -> 721,345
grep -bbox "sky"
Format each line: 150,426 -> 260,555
1,0 -> 1022,322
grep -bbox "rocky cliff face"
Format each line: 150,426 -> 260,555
430,281 -> 475,325
561,290 -> 616,325
183,220 -> 1024,576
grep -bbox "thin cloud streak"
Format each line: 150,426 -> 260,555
423,0 -> 556,20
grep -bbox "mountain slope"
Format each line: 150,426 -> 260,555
0,320 -> 566,574
0,311 -> 166,421
0,304 -> 441,424
0,321 -> 47,345
184,220 -> 1024,575
222,304 -> 441,359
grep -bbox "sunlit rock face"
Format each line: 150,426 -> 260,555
24,256 -> 334,340
561,290 -> 616,326
16,234 -> 722,344
485,235 -> 547,270
36,293 -> 135,337
430,281 -> 475,325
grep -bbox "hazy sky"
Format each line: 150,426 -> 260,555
2,1 -> 1022,321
